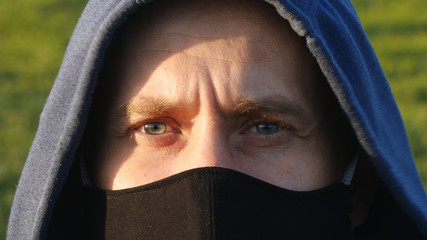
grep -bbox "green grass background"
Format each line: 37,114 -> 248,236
0,0 -> 426,237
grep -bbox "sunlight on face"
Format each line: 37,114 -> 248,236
88,0 -> 343,191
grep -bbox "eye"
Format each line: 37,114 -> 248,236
133,119 -> 182,147
255,123 -> 279,134
141,122 -> 167,135
249,123 -> 280,135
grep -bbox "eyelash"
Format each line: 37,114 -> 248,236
129,117 -> 182,147
239,118 -> 295,147
129,117 -> 178,131
130,116 -> 294,148
241,117 -> 293,133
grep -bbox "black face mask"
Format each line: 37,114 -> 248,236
80,167 -> 353,239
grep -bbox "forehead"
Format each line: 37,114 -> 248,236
127,0 -> 290,35
98,0 -> 329,121
113,0 -> 303,63
104,0 -> 319,92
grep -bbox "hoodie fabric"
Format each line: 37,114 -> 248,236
7,0 -> 427,239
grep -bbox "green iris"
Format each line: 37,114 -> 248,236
143,122 -> 166,135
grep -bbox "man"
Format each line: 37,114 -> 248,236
8,0 -> 427,239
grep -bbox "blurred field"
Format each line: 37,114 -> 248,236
354,0 -> 427,185
0,0 -> 426,238
0,0 -> 87,237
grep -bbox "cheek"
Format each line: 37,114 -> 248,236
95,125 -> 341,191
285,129 -> 342,189
93,137 -> 137,189
103,146 -> 177,190
92,134 -> 177,190
108,136 -> 186,188
230,130 -> 341,191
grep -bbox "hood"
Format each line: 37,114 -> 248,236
8,0 -> 427,239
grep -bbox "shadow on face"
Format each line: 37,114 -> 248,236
83,0 -> 348,191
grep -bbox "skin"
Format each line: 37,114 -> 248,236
87,0 -> 344,192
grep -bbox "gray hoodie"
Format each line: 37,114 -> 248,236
8,0 -> 427,239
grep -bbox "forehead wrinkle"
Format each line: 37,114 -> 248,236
137,3 -> 282,38
143,31 -> 273,43
133,31 -> 276,63
138,49 -> 250,64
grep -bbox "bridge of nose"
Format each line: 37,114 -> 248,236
178,106 -> 237,171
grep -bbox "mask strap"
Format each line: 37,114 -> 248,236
341,151 -> 359,186
79,151 -> 93,186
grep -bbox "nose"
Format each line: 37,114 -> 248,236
177,115 -> 234,172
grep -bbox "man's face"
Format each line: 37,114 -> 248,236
91,0 -> 342,191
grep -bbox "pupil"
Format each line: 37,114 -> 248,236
144,123 -> 166,135
256,123 -> 279,134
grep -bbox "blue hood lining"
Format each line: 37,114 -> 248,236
265,0 -> 427,236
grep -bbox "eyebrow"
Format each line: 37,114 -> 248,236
231,95 -> 307,118
116,95 -> 308,121
116,97 -> 185,121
